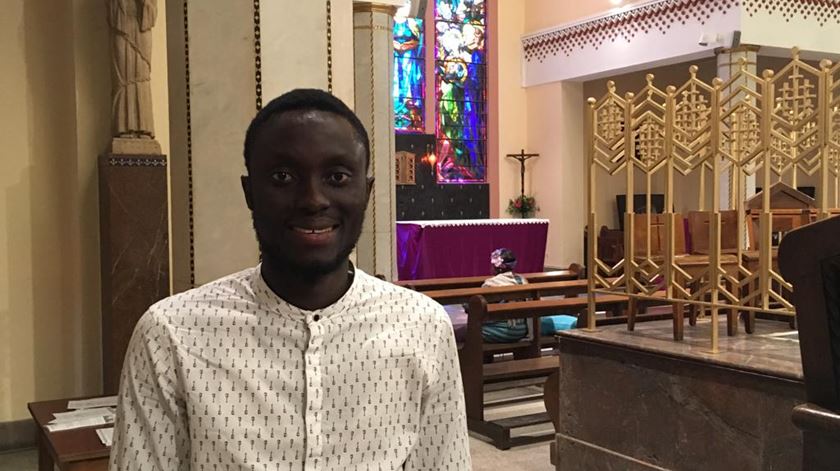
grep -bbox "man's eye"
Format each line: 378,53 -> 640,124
329,172 -> 351,184
270,171 -> 293,183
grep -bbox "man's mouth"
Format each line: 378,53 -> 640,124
291,225 -> 338,234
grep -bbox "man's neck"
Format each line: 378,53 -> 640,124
260,259 -> 353,311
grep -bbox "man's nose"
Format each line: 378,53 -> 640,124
298,177 -> 330,212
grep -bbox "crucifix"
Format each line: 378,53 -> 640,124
506,149 -> 539,196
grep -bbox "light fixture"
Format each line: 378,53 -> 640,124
610,0 -> 623,5
421,144 -> 437,177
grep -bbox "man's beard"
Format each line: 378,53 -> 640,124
259,241 -> 355,280
251,217 -> 362,280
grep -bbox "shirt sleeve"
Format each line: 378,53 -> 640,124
404,313 -> 472,470
110,311 -> 190,471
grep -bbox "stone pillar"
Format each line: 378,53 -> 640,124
99,153 -> 169,394
717,45 -> 759,210
353,1 -> 402,280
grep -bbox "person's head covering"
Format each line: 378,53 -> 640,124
490,248 -> 517,272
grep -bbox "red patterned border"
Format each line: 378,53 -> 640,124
523,0 -> 840,63
523,0 -> 738,63
745,0 -> 840,25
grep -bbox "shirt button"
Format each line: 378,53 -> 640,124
313,314 -> 321,322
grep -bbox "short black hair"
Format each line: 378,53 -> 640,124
243,89 -> 370,171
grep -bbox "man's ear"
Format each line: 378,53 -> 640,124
241,175 -> 253,210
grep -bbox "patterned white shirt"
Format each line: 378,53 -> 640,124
110,266 -> 471,470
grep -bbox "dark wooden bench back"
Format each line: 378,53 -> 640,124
395,265 -> 583,292
779,215 -> 840,470
422,278 -> 591,306
779,216 -> 840,408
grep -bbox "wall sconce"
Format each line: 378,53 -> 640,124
421,144 -> 437,177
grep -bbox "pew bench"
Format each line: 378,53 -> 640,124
421,278 -> 590,306
430,280 -> 633,368
395,265 -> 582,292
461,294 -> 642,450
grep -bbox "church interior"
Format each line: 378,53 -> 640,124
3,0 -> 840,469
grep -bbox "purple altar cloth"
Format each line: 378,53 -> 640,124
396,219 -> 549,280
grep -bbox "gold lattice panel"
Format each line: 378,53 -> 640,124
585,49 -> 840,349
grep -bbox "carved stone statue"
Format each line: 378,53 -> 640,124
108,0 -> 157,140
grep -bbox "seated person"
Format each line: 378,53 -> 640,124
481,248 -> 530,343
480,249 -> 578,344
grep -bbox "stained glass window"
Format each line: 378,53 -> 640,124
435,0 -> 486,183
393,2 -> 425,133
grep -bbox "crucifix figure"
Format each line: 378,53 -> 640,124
506,149 -> 539,196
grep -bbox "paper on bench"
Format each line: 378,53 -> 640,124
67,396 -> 118,410
45,414 -> 113,432
51,407 -> 115,423
96,427 -> 114,447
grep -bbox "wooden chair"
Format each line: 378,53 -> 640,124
687,210 -> 738,254
632,213 -> 687,257
778,215 -> 840,471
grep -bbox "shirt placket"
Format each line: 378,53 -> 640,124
304,314 -> 324,470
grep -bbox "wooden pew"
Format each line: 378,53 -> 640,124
421,278 -> 590,306
461,293 -> 670,450
424,278 -> 624,360
394,264 -> 583,291
462,293 -> 674,449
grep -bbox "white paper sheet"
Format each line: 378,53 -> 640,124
45,414 -> 113,432
51,407 -> 115,423
96,427 -> 114,447
67,396 -> 118,410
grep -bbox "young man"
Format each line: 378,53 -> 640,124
110,89 -> 470,470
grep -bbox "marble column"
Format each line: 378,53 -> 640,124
717,45 -> 759,211
353,1 -> 403,280
99,154 -> 169,394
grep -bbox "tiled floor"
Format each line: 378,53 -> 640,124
0,386 -> 554,471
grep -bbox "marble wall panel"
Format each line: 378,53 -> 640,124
99,155 -> 170,394
556,337 -> 804,471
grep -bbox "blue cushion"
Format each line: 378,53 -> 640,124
541,315 -> 578,333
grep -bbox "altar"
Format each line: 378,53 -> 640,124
396,219 -> 549,280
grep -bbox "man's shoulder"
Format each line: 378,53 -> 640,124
356,271 -> 449,323
146,266 -> 258,317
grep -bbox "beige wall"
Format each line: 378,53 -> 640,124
489,0 -> 528,217
526,81 -> 586,267
525,0 -> 616,32
0,0 -> 170,423
489,0 -> 615,267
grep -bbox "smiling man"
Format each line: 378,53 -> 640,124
110,89 -> 470,470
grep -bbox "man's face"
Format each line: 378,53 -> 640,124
243,110 -> 372,277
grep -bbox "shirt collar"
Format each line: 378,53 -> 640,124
250,263 -> 364,319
